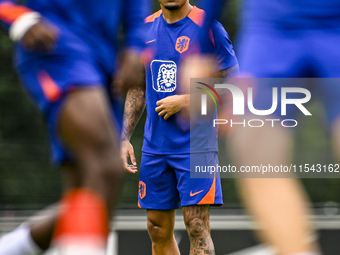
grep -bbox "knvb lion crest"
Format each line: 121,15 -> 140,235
156,63 -> 177,92
151,60 -> 177,92
176,36 -> 190,53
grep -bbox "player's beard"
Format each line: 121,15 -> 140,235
164,4 -> 180,10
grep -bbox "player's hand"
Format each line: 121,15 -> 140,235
113,49 -> 144,95
121,140 -> 138,174
21,20 -> 59,52
155,95 -> 189,120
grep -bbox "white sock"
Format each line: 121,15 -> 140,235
0,225 -> 42,255
54,236 -> 106,255
290,253 -> 321,255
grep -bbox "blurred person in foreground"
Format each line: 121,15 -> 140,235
0,0 -> 149,254
231,1 -> 340,254
179,0 -> 340,255
120,0 -> 238,254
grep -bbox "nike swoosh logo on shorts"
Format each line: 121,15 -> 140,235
190,190 -> 204,197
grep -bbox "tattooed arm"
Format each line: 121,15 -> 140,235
121,80 -> 146,173
122,85 -> 146,141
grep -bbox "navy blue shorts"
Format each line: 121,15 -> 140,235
237,28 -> 340,125
17,52 -> 122,165
138,152 -> 223,210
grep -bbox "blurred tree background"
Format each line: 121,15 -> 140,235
0,0 -> 339,211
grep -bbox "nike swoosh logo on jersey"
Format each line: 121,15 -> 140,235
190,190 -> 204,197
146,39 -> 156,44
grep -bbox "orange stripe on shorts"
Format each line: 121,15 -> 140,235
198,171 -> 216,205
37,70 -> 61,102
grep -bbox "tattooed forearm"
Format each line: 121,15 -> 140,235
122,85 -> 146,141
216,64 -> 239,78
183,205 -> 215,255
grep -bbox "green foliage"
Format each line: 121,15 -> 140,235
0,32 -> 62,209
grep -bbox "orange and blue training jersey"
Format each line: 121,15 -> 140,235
142,7 -> 238,155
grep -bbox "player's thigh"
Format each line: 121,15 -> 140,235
315,80 -> 340,158
330,115 -> 340,160
18,54 -> 108,165
138,153 -> 180,210
171,153 -> 223,207
58,87 -> 119,158
250,79 -> 310,120
315,80 -> 340,122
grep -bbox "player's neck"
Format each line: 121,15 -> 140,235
161,3 -> 193,24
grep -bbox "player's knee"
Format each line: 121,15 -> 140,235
94,157 -> 123,184
147,219 -> 173,243
81,151 -> 123,198
88,131 -> 118,158
185,216 -> 208,238
82,134 -> 122,177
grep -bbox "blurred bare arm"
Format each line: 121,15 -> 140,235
113,50 -> 145,95
216,64 -> 239,78
21,21 -> 59,51
0,1 -> 59,51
